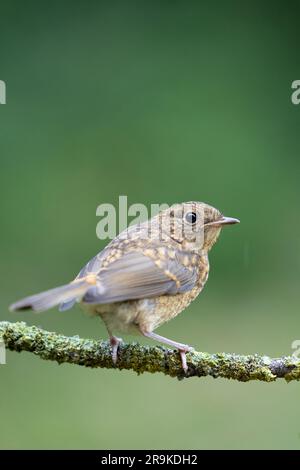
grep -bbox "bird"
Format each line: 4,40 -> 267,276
10,201 -> 239,371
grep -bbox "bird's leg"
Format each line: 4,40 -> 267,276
141,331 -> 194,372
107,332 -> 123,365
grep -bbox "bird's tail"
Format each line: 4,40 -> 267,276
9,279 -> 93,313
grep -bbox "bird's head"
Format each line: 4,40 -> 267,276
157,201 -> 239,253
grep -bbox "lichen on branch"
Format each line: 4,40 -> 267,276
0,321 -> 299,382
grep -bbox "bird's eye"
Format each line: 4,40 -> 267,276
185,212 -> 197,224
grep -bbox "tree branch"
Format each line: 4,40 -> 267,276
0,321 -> 299,382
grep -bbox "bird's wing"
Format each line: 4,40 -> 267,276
82,249 -> 199,304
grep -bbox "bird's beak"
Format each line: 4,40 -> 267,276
218,216 -> 240,226
205,216 -> 240,227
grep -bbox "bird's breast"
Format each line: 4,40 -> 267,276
84,256 -> 210,334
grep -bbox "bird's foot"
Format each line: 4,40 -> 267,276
141,330 -> 194,373
109,336 -> 123,364
178,345 -> 194,373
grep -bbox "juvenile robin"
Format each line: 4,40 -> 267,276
10,201 -> 239,371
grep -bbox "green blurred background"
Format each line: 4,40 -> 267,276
1,0 -> 300,450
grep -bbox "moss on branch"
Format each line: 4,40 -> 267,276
0,321 -> 299,382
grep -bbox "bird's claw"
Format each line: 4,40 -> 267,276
178,345 -> 194,372
109,336 -> 123,365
